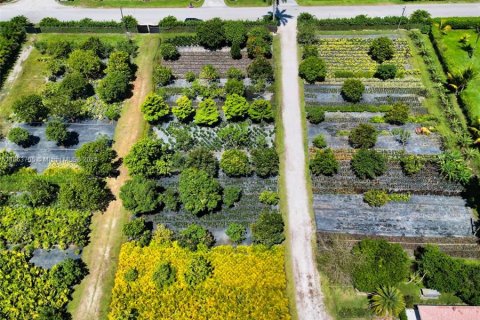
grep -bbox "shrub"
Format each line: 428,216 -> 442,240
363,189 -> 390,207
306,107 -> 325,124
400,154 -> 425,175
178,224 -> 215,250
251,211 -> 285,247
226,223 -> 246,244
247,58 -> 274,82
160,43 -> 179,61
384,103 -> 409,125
299,56 -> 327,83
197,18 -> 226,50
298,24 -> 316,45
199,65 -> 220,82
185,71 -> 196,82
58,174 -> 111,211
59,72 -> 92,99
116,39 -> 138,58
227,67 -> 245,80
49,258 -> 87,289
8,127 -> 31,147
121,15 -> 138,31
105,50 -> 133,79
45,120 -> 69,146
341,79 -> 365,103
97,71 -> 130,103
222,94 -> 249,120
184,256 -> 214,287
124,268 -> 138,282
369,37 -> 395,63
124,138 -> 173,177
13,94 -> 49,123
349,123 -> 378,149
223,186 -> 242,208
20,179 -> 58,207
410,10 -> 431,23
66,49 -> 101,78
120,176 -> 161,214
351,149 -> 387,179
230,42 -> 242,59
259,190 -> 279,206
248,99 -> 273,122
375,64 -> 397,80
310,148 -> 339,176
352,239 -> 410,292
312,134 -> 327,148
185,147 -> 218,177
220,149 -> 252,177
246,36 -> 271,59
194,98 -> 219,126
161,187 -> 180,212
172,95 -> 194,122
122,218 -> 148,241
251,148 -> 279,177
224,20 -> 247,46
302,45 -> 319,59
75,137 -> 117,177
141,93 -> 170,123
178,168 -> 222,215
152,262 -> 176,290
153,65 -> 174,87
438,151 -> 472,184
217,123 -> 250,148
225,78 -> 245,96
81,36 -> 111,59
0,150 -> 19,176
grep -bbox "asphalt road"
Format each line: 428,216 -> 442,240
0,0 -> 479,23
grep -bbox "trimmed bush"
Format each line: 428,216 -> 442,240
384,103 -> 409,125
172,95 -> 194,122
0,150 -> 19,176
8,127 -> 31,147
306,107 -> 325,124
363,189 -> 390,207
227,67 -> 245,80
120,176 -> 161,214
178,224 -> 215,250
185,147 -> 218,177
400,154 -> 425,176
75,137 -> 117,178
251,147 -> 279,177
141,93 -> 170,123
225,78 -> 245,96
230,42 -> 242,59
97,71 -> 130,103
58,174 -> 111,212
178,169 -> 221,216
153,65 -> 174,87
45,120 -> 69,146
197,18 -> 226,50
160,43 -> 179,61
299,56 -> 327,83
66,49 -> 101,78
220,149 -> 252,177
194,98 -> 219,126
375,64 -> 397,80
349,123 -> 378,149
200,65 -> 220,82
341,79 -> 365,103
312,134 -> 327,148
222,94 -> 249,120
124,138 -> 173,178
302,45 -> 319,59
248,99 -> 273,122
226,223 -> 246,244
224,21 -> 247,46
369,37 -> 395,63
310,148 -> 338,176
259,190 -> 279,206
351,149 -> 387,180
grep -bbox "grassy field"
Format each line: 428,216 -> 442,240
225,0 -> 269,6
434,29 -> 480,125
297,0 -> 480,5
66,0 -> 203,8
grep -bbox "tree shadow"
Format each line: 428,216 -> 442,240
61,131 -> 79,148
266,8 -> 294,26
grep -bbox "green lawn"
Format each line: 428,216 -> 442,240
66,0 -> 203,7
298,0 -> 479,5
434,29 -> 480,125
225,0 -> 269,6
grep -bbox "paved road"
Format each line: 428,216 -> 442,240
279,20 -> 331,320
0,0 -> 479,22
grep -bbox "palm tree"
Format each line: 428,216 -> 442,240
369,286 -> 406,319
447,67 -> 478,95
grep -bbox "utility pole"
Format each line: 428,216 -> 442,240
397,6 -> 406,30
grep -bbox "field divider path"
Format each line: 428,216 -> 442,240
279,20 -> 330,320
70,36 -> 156,320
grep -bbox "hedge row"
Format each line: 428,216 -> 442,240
36,17 -> 137,33
433,17 -> 480,29
0,17 -> 28,89
299,14 -> 427,31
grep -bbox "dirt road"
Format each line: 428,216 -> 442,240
70,36 -> 157,320
279,20 -> 331,320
